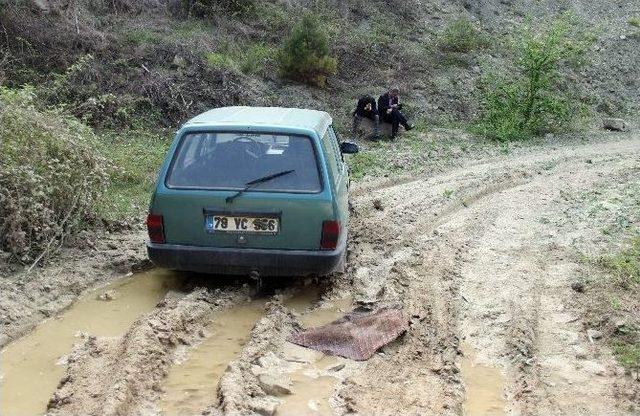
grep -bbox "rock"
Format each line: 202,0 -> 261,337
249,397 -> 281,416
96,290 -> 117,301
582,360 -> 607,376
372,199 -> 384,211
573,345 -> 588,359
328,363 -> 345,372
258,373 -> 292,396
172,55 -> 187,69
587,329 -> 603,341
603,118 -> 628,131
571,281 -> 585,293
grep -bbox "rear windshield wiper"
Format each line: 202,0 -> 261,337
226,169 -> 295,203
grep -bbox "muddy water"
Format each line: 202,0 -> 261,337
278,295 -> 353,416
460,342 -> 506,416
158,299 -> 266,416
0,269 -> 182,416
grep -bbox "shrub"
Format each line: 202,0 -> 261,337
0,87 -> 109,263
474,14 -> 593,142
438,18 -> 489,53
277,14 -> 337,87
173,0 -> 256,18
629,17 -> 640,28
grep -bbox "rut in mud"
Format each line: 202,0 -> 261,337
1,134 -> 639,416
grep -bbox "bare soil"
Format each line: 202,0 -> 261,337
1,131 -> 639,415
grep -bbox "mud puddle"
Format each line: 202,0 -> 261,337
278,295 -> 353,415
460,342 -> 506,416
158,299 -> 267,416
0,269 -> 183,416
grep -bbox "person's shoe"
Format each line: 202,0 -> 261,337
405,124 -> 414,131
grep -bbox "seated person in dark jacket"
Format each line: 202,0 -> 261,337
378,87 -> 413,139
352,95 -> 379,137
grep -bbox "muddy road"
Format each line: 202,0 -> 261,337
1,134 -> 639,415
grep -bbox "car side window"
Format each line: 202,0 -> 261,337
321,130 -> 340,184
327,126 -> 344,168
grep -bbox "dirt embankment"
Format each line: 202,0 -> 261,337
2,132 -> 638,416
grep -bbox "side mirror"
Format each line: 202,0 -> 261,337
340,141 -> 359,154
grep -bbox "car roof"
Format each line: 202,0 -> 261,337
183,106 -> 332,136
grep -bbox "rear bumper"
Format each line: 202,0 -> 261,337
146,240 -> 345,276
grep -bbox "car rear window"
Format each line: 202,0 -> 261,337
166,132 -> 322,192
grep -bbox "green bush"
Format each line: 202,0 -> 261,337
474,15 -> 593,142
438,18 -> 489,53
277,14 -> 337,87
629,17 -> 640,28
0,87 -> 109,263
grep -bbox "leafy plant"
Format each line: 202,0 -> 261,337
474,14 -> 594,142
277,14 -> 337,87
0,87 -> 109,263
438,18 -> 489,53
629,17 -> 640,28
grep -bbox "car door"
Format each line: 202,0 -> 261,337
321,126 -> 350,236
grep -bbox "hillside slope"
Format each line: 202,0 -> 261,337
2,0 -> 638,130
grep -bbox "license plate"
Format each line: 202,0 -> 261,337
205,215 -> 279,234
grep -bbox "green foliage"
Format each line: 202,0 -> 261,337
438,18 -> 489,53
0,87 -> 109,262
629,17 -> 640,28
277,14 -> 337,87
474,14 -> 594,142
599,237 -> 640,288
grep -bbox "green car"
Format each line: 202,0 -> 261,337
146,106 -> 359,277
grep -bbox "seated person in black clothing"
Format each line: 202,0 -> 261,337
378,87 -> 413,139
352,95 -> 379,137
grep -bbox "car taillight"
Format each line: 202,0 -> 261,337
320,220 -> 340,250
146,213 -> 165,244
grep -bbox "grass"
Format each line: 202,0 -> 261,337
205,52 -> 237,70
612,342 -> 640,371
96,129 -> 171,222
438,18 -> 489,53
599,236 -> 640,288
592,235 -> 640,372
346,127 -> 488,180
204,43 -> 275,75
123,28 -> 163,45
